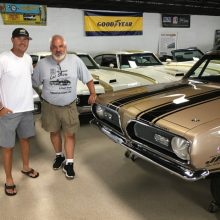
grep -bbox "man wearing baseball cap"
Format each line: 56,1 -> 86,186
0,27 -> 39,196
12,27 -> 32,40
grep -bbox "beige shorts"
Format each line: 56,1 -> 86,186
41,101 -> 80,134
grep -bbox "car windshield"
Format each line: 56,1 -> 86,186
172,49 -> 204,62
119,53 -> 162,69
188,58 -> 220,83
30,54 -> 48,65
77,54 -> 99,69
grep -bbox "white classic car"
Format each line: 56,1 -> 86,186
93,50 -> 184,83
161,48 -> 204,76
75,52 -> 153,90
160,47 -> 204,63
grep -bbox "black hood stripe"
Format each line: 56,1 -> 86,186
109,82 -> 190,110
139,90 -> 220,123
136,89 -> 219,119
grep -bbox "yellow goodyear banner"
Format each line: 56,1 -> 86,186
84,11 -> 143,36
0,3 -> 47,25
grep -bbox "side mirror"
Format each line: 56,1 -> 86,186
166,58 -> 172,64
193,57 -> 199,62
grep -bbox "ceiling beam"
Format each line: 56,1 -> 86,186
0,0 -> 220,15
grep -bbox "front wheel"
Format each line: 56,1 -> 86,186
210,174 -> 220,212
208,201 -> 219,213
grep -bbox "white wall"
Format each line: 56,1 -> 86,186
0,7 -> 219,55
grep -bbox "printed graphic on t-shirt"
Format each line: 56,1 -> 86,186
50,79 -> 71,86
49,64 -> 72,94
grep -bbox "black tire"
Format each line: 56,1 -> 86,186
125,150 -> 131,158
208,201 -> 219,213
131,154 -> 137,162
210,174 -> 220,206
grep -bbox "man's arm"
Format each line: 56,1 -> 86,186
0,102 -> 12,116
32,63 -> 42,88
0,102 -> 3,111
86,80 -> 97,104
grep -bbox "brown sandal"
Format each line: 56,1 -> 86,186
5,184 -> 17,196
21,168 -> 39,178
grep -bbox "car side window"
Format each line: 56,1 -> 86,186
94,55 -> 102,65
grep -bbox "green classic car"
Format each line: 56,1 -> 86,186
91,50 -> 220,212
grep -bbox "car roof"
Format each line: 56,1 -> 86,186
30,51 -> 51,56
30,51 -> 89,56
68,51 -> 91,56
95,50 -> 153,56
171,47 -> 204,54
206,50 -> 220,55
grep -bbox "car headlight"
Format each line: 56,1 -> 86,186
96,105 -> 105,119
171,136 -> 190,160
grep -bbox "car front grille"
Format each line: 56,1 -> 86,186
77,93 -> 103,107
76,95 -> 90,107
126,120 -> 188,164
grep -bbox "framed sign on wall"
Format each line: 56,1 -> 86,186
159,32 -> 177,57
214,30 -> 220,48
0,3 -> 47,25
162,14 -> 190,28
84,10 -> 143,36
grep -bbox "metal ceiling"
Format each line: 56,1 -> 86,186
1,0 -> 220,16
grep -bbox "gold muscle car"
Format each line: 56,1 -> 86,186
91,50 -> 220,212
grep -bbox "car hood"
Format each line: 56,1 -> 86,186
97,79 -> 220,131
77,79 -> 105,95
90,68 -> 151,92
125,66 -> 181,83
164,60 -> 197,76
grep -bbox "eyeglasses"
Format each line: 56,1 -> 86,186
57,64 -> 63,76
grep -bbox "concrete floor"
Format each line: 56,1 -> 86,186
0,116 -> 220,220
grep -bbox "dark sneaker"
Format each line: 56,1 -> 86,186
53,155 -> 65,170
63,163 -> 75,179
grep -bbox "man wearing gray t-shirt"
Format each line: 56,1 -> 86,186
32,35 -> 96,179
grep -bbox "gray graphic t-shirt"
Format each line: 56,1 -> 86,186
32,54 -> 92,106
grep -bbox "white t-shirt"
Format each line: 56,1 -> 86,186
0,51 -> 34,113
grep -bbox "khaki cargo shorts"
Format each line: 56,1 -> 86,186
41,101 -> 80,134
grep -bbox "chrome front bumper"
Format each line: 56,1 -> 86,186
91,118 -> 209,181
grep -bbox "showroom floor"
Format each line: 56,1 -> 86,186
0,116 -> 219,220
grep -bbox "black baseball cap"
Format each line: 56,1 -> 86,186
12,28 -> 32,40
